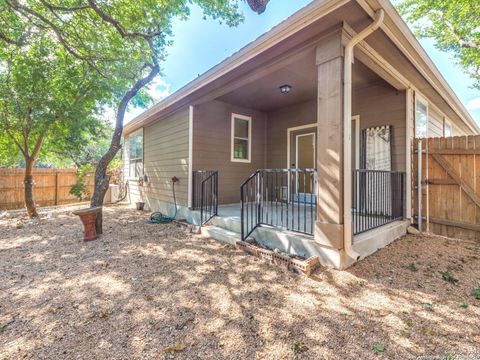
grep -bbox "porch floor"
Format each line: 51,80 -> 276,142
217,203 -> 315,235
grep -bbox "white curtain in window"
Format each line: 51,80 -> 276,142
364,125 -> 392,215
365,126 -> 391,171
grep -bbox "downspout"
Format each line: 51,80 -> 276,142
343,9 -> 384,261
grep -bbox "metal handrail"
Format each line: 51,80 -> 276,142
200,171 -> 218,225
240,168 -> 317,240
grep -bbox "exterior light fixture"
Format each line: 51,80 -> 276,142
279,84 -> 292,94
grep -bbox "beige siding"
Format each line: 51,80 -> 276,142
265,100 -> 317,168
353,84 -> 407,171
125,107 -> 190,207
193,100 -> 267,204
428,107 -> 444,137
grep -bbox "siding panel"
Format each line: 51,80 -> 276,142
353,84 -> 407,171
125,107 -> 190,207
193,100 -> 267,204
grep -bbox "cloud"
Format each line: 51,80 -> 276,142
466,97 -> 480,111
98,77 -> 172,125
145,77 -> 172,101
124,77 -> 172,123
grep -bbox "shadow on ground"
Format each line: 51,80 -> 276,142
0,205 -> 479,359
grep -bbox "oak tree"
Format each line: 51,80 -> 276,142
398,0 -> 480,89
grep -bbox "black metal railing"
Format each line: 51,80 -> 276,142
240,168 -> 317,240
192,170 -> 215,210
192,170 -> 218,225
200,171 -> 218,225
352,169 -> 405,235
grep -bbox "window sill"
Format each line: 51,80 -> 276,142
231,158 -> 251,163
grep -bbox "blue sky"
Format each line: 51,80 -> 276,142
126,0 -> 480,125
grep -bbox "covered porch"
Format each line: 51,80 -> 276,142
190,25 -> 408,267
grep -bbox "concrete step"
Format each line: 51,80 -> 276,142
210,215 -> 242,233
201,225 -> 241,245
251,226 -> 319,259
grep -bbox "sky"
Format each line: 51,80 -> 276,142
125,0 -> 480,126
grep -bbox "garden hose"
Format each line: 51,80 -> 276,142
115,180 -> 129,203
148,180 -> 177,224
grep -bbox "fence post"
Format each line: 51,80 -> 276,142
54,171 -> 59,205
417,140 -> 422,232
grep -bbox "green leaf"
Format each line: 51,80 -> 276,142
372,343 -> 385,355
471,288 -> 480,300
441,272 -> 459,285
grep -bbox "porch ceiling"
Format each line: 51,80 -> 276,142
217,51 -> 387,112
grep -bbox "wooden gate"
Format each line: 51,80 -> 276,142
413,135 -> 480,241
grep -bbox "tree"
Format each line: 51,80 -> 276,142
0,0 -> 248,233
398,0 -> 480,89
1,0 -> 272,231
46,117 -> 113,169
0,35 -> 105,217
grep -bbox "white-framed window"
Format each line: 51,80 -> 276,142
444,118 -> 452,136
231,113 -> 252,163
415,94 -> 428,138
128,129 -> 143,178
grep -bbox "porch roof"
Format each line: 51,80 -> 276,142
123,0 -> 479,136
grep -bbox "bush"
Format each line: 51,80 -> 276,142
70,164 -> 94,201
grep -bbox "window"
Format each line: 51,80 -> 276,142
444,119 -> 452,136
128,129 -> 143,178
363,125 -> 392,171
231,114 -> 251,162
415,97 -> 428,138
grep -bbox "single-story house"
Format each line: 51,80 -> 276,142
122,0 -> 480,269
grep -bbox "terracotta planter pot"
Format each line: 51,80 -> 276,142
73,206 -> 102,241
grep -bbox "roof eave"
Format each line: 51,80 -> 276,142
123,0 -> 350,135
358,0 -> 479,134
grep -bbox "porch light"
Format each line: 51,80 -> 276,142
279,84 -> 292,94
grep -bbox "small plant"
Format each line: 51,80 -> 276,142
423,303 -> 433,311
459,302 -> 469,309
441,272 -> 459,285
372,343 -> 385,355
471,288 -> 480,300
406,263 -> 418,272
291,342 -> 307,354
70,164 -> 94,201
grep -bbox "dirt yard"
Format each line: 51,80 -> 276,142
1,205 -> 479,359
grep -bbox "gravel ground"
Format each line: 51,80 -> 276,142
0,204 -> 479,359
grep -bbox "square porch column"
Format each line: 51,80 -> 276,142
315,29 -> 346,251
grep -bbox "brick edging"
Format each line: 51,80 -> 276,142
235,241 -> 320,276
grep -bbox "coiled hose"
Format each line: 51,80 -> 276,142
148,181 -> 177,224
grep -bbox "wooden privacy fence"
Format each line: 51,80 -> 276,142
0,168 -> 94,210
413,135 -> 480,241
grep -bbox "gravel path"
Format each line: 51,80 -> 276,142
1,205 -> 479,359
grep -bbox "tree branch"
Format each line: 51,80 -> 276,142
86,0 -> 161,40
443,17 -> 480,50
5,129 -> 27,158
459,39 -> 480,50
30,125 -> 49,160
0,30 -> 24,46
6,0 -> 102,72
40,0 -> 89,12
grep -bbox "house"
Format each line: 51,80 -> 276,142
122,0 -> 480,269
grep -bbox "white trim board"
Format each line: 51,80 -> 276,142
187,105 -> 194,208
287,123 -> 318,169
231,113 -> 252,163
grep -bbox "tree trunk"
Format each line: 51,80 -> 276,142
24,157 -> 38,218
91,63 -> 160,235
